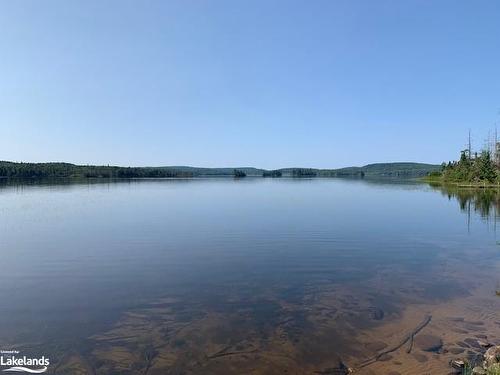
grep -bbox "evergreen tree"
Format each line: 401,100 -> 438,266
476,151 -> 496,182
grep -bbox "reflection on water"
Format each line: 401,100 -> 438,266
430,183 -> 500,220
0,178 -> 499,374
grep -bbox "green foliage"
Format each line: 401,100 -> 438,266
461,362 -> 473,375
0,161 -> 442,179
442,150 -> 499,184
487,363 -> 500,375
291,168 -> 317,177
428,170 -> 443,179
317,163 -> 439,177
233,169 -> 247,178
262,170 -> 282,177
0,162 -> 193,178
476,151 -> 497,182
460,362 -> 500,375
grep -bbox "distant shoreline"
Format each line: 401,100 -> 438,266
0,161 -> 440,179
423,176 -> 500,188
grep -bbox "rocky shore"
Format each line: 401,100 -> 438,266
451,345 -> 500,374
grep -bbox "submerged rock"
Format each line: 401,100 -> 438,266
368,307 -> 384,320
414,334 -> 443,352
449,347 -> 465,355
464,338 -> 482,348
477,340 -> 491,348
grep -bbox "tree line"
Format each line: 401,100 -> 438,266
0,161 -> 436,179
0,162 -> 284,179
436,149 -> 498,183
0,162 -> 194,178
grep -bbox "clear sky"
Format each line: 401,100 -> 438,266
1,0 -> 499,168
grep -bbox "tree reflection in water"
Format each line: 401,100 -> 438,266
430,183 -> 500,231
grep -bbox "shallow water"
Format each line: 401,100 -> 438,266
0,178 -> 499,374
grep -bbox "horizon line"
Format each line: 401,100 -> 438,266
0,159 -> 442,171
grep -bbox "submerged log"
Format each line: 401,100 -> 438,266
355,315 -> 432,370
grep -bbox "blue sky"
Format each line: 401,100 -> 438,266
1,0 -> 499,168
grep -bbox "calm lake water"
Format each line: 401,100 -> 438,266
0,178 -> 499,374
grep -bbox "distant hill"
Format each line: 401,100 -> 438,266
0,161 -> 440,179
328,162 -> 442,177
278,163 -> 440,177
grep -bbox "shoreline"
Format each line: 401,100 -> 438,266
422,177 -> 500,188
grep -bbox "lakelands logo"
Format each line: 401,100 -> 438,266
0,351 -> 49,373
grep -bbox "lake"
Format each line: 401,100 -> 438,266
0,178 -> 499,374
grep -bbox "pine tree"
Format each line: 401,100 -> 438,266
476,151 -> 497,182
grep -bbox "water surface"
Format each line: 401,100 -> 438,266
0,178 -> 499,374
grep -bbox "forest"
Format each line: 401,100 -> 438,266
0,161 -> 440,179
0,162 -> 194,178
433,150 -> 499,184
